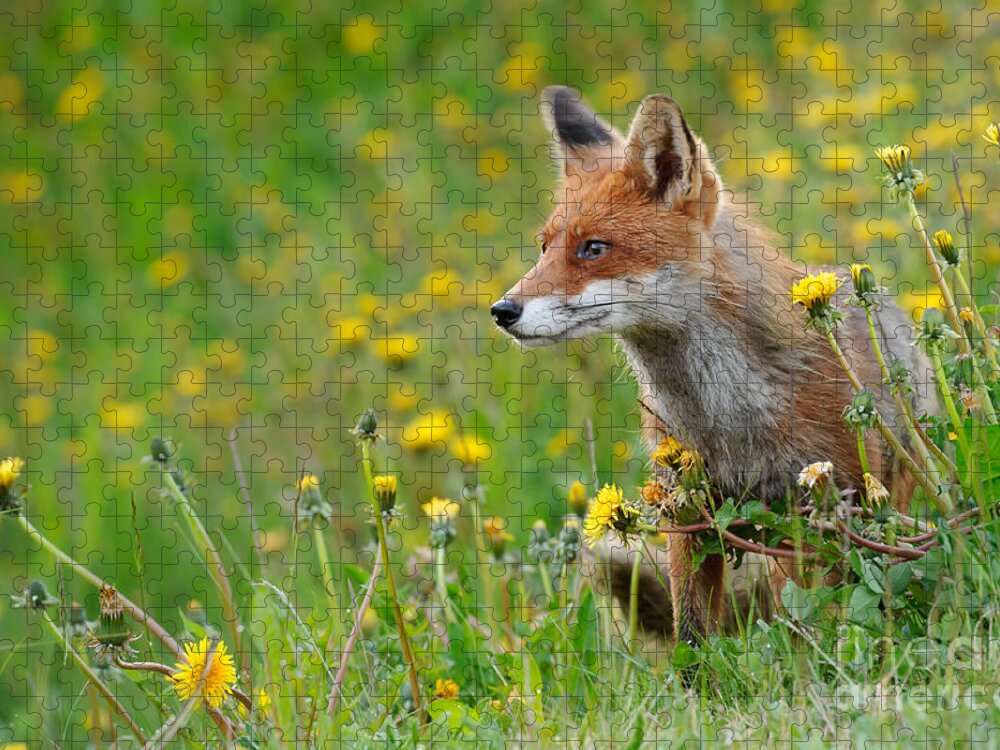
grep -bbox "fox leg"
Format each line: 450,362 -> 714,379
666,534 -> 726,646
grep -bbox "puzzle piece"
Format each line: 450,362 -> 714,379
1,2 -> 999,746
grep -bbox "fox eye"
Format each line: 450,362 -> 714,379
578,240 -> 610,260
540,242 -> 547,256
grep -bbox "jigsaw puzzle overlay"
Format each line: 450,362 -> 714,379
2,1 -> 1000,746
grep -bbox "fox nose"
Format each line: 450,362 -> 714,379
491,297 -> 523,329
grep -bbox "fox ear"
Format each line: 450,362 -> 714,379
542,86 -> 622,176
625,94 -> 722,224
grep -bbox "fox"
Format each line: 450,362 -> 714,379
491,86 -> 931,647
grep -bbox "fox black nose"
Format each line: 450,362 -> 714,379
491,297 -> 523,329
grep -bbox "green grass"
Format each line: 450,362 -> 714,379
1,0 -> 1000,745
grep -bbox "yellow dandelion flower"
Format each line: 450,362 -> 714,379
677,450 -> 700,473
790,272 -> 842,311
297,474 -> 320,492
422,496 -> 459,521
451,435 -> 491,467
482,516 -> 515,557
651,437 -> 684,467
373,474 -> 397,499
875,144 -> 911,174
959,308 -> 975,325
567,480 -> 588,516
0,457 -> 24,490
402,410 -> 454,450
933,230 -> 959,265
984,122 -> 1000,147
434,678 -> 460,700
372,474 -> 398,513
863,473 -> 890,505
168,637 -> 237,708
582,483 -> 638,547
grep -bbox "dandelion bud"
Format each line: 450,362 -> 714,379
842,389 -> 877,429
27,580 -> 56,610
150,437 -> 172,464
531,519 -> 550,544
916,307 -> 947,351
353,408 -> 379,442
296,473 -> 330,522
850,263 -> 878,302
482,516 -> 514,558
875,144 -> 924,201
933,230 -> 959,266
373,474 -> 398,513
953,353 -> 976,388
984,122 -> 1000,148
863,472 -> 890,508
567,480 -> 588,517
88,583 -> 139,661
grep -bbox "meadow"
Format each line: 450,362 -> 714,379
2,0 -> 1000,746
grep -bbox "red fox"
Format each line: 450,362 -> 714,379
492,86 -> 929,646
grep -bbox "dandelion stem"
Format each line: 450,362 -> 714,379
930,349 -> 968,438
865,307 -> 958,477
327,540 -> 383,716
42,613 -> 148,743
825,329 -> 953,513
15,513 -> 181,657
906,195 -> 996,422
361,440 -> 426,724
626,545 -> 641,654
855,428 -> 871,476
161,470 -> 241,664
537,558 -> 555,606
312,526 -> 338,614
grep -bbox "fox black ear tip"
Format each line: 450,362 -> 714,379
542,85 -> 579,105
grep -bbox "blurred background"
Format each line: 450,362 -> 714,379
0,0 -> 998,724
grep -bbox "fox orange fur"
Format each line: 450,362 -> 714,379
492,87 -> 931,646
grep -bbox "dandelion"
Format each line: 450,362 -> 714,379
984,122 -> 1000,148
86,583 -> 140,662
482,516 -> 514,558
295,473 -> 330,522
875,144 -> 924,201
433,678 -> 460,700
863,473 -> 890,507
791,272 -> 842,313
932,230 -> 959,266
567,480 -> 588,516
422,496 -> 459,521
372,474 -> 398,513
352,408 -> 380,442
169,637 -> 238,708
0,456 -> 23,491
850,263 -> 878,302
651,437 -> 684,467
582,483 -> 640,547
423,496 -> 458,548
451,435 -> 491,467
238,686 -> 271,721
959,308 -> 975,326
0,456 -> 24,509
640,476 -> 668,506
11,580 -> 58,611
402,410 -> 454,450
677,450 -> 700,473
797,461 -> 833,489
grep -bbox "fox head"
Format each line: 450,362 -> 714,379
492,86 -> 725,344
